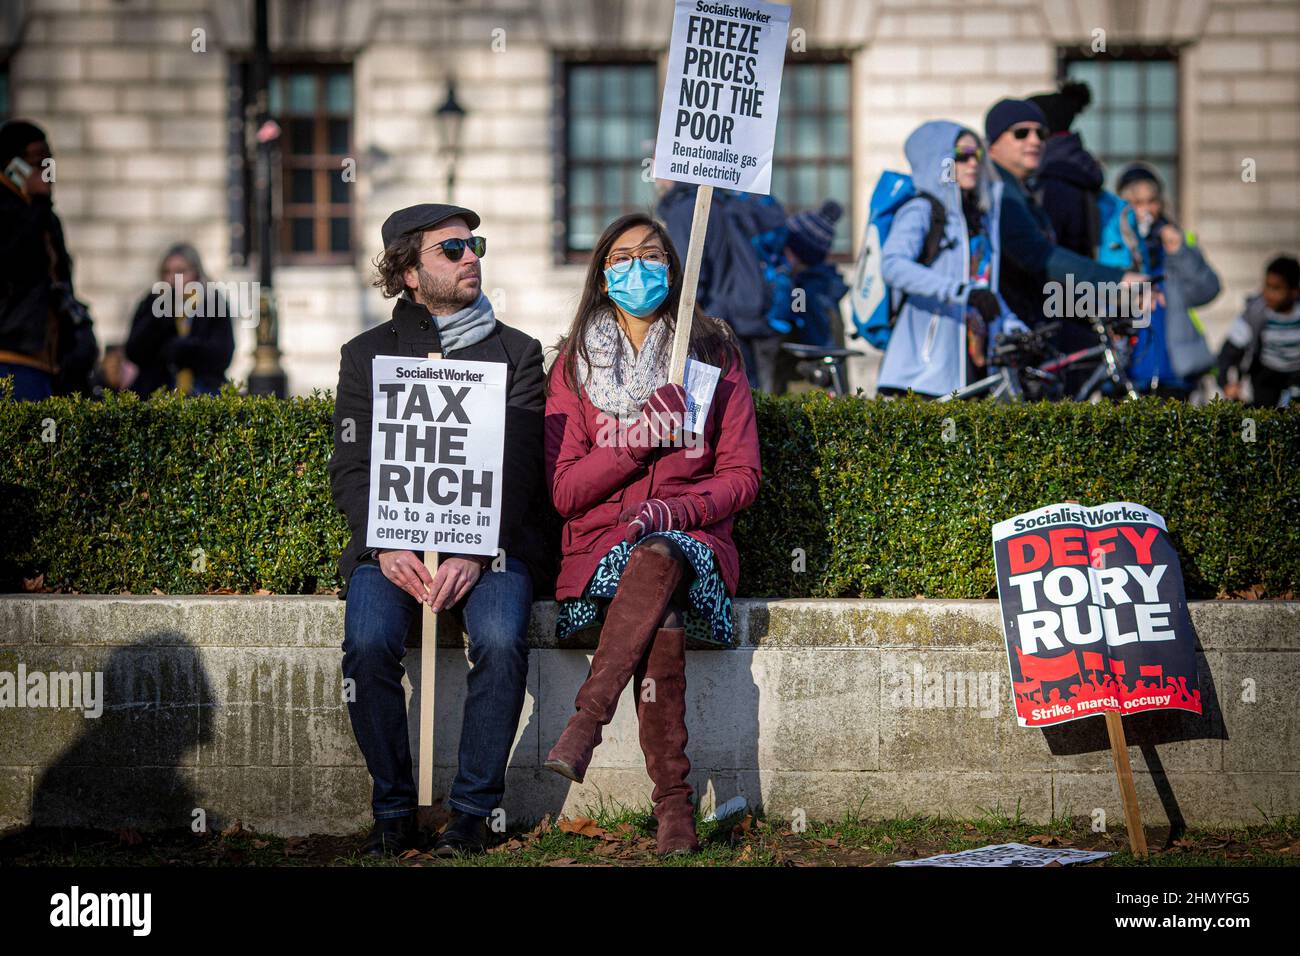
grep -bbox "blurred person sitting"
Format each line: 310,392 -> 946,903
0,119 -> 98,400
126,243 -> 235,397
1217,254 -> 1300,407
768,200 -> 850,393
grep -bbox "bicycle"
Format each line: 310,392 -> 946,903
779,341 -> 864,398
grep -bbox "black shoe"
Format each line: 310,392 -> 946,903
433,811 -> 491,857
360,814 -> 416,857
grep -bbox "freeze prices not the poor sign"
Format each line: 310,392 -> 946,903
653,0 -> 790,193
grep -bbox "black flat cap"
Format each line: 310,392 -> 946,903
381,203 -> 480,248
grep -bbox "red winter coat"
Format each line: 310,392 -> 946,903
545,347 -> 762,601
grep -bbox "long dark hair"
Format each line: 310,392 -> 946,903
550,212 -> 737,393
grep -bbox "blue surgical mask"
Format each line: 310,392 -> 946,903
604,260 -> 670,317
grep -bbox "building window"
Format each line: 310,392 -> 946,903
1062,49 -> 1179,202
558,59 -> 659,259
772,57 -> 853,258
231,60 -> 354,266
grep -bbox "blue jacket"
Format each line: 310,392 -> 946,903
995,162 -> 1125,326
877,121 -> 1019,397
1103,209 -> 1221,387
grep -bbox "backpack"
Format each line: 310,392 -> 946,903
708,190 -> 787,340
849,171 -> 947,350
1095,190 -> 1132,269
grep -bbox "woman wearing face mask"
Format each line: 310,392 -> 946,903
543,212 -> 761,855
877,121 -> 1026,398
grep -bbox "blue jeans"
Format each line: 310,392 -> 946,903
342,557 -> 532,820
0,363 -> 53,401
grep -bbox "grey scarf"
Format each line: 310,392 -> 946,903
577,308 -> 673,423
425,291 -> 497,352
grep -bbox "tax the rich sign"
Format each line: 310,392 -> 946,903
992,501 -> 1202,728
365,357 -> 505,557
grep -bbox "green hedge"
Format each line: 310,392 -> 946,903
2,379 -> 1296,598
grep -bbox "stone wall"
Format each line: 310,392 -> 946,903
1,595 -> 1295,835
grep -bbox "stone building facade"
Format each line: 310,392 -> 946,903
3,0 -> 1298,395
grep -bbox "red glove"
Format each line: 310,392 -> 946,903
627,383 -> 688,465
620,495 -> 707,543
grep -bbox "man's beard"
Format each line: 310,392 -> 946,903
416,264 -> 479,312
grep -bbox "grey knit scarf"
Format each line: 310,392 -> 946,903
429,291 -> 497,352
577,307 -> 673,423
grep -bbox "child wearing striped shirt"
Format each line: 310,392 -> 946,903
1217,255 -> 1300,407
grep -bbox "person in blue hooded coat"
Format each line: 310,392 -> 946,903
877,120 -> 1026,398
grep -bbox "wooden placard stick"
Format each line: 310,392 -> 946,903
1105,710 -> 1148,857
1064,500 -> 1146,858
418,349 -> 442,808
667,184 -> 713,387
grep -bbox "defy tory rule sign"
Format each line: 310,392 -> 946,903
652,0 -> 791,194
366,357 -> 505,555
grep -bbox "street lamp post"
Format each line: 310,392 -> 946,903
435,78 -> 466,203
247,0 -> 287,397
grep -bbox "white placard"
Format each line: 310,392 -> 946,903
652,0 -> 791,194
683,357 -> 721,434
892,843 -> 1112,867
365,356 -> 505,556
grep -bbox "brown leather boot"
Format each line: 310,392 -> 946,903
634,626 -> 699,855
545,545 -> 685,783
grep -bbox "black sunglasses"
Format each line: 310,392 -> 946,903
1011,125 -> 1049,141
422,236 -> 486,261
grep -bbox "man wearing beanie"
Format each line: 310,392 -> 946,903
1026,81 -> 1112,392
0,119 -> 96,400
1029,81 -> 1104,259
983,97 -> 1141,379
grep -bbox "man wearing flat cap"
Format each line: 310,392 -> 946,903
329,204 -> 550,856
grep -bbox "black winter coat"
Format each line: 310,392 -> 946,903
1035,132 -> 1105,258
0,183 -> 97,392
328,296 -> 554,599
125,291 -> 235,396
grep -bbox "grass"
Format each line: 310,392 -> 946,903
4,808 -> 1298,868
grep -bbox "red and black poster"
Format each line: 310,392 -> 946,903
992,501 -> 1202,728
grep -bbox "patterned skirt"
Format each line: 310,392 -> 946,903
554,531 -> 735,648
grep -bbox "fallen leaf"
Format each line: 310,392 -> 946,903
117,828 -> 143,846
21,574 -> 45,592
557,816 -> 607,839
283,836 -> 308,857
399,848 -> 421,860
545,857 -> 577,866
1027,834 -> 1060,846
737,845 -> 754,862
252,839 -> 270,849
220,820 -> 245,838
